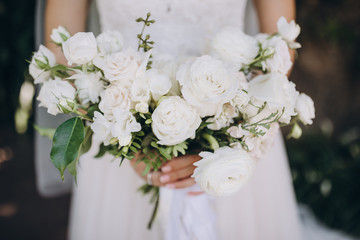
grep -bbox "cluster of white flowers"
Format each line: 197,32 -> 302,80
32,16 -> 315,197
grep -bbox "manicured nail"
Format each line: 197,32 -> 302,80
161,166 -> 171,173
166,184 -> 175,189
160,175 -> 170,183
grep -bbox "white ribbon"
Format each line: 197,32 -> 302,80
157,185 -> 219,240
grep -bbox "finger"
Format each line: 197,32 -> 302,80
161,155 -> 201,173
159,165 -> 196,184
187,191 -> 204,196
165,177 -> 196,189
150,171 -> 166,187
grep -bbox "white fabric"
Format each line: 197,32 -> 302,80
69,0 -> 302,239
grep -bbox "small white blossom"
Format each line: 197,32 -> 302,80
36,77 -> 76,115
295,93 -> 315,125
72,71 -> 105,105
50,26 -> 71,45
29,45 -> 56,84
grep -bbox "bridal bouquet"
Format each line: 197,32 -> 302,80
31,13 -> 314,201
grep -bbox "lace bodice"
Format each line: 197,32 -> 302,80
95,0 -> 248,56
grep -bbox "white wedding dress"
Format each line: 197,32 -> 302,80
68,0 -> 302,239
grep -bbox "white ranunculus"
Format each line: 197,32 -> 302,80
147,69 -> 172,101
207,103 -> 237,130
247,73 -> 299,124
62,32 -> 97,65
110,108 -> 141,146
261,36 -> 293,75
94,48 -> 150,88
135,102 -> 149,114
50,26 -> 71,45
277,17 -> 301,49
211,27 -> 259,67
99,83 -> 133,120
177,55 -> 240,117
29,45 -> 56,84
96,31 -> 124,54
152,96 -> 201,146
193,147 -> 255,196
91,111 -> 113,146
36,77 -> 76,115
295,93 -> 315,125
72,71 -> 105,105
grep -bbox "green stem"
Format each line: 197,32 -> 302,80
147,188 -> 160,229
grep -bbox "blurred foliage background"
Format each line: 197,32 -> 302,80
0,0 -> 359,239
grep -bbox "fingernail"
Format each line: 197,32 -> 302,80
160,175 -> 170,183
161,166 -> 171,173
166,184 -> 175,189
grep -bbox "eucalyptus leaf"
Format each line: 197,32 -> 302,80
50,117 -> 85,180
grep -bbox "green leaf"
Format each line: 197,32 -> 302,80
86,104 -> 100,119
130,146 -> 138,153
34,124 -> 56,140
50,117 -> 85,180
158,148 -> 172,160
142,164 -> 151,176
81,127 -> 93,154
132,142 -> 141,149
95,143 -> 107,158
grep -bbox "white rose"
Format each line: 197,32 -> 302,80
96,31 -> 124,54
177,55 -> 240,117
91,111 -> 113,145
29,45 -> 56,84
50,26 -> 71,45
94,48 -> 150,88
99,83 -> 133,120
152,96 -> 201,146
110,108 -> 141,146
72,71 -> 105,105
247,73 -> 299,124
193,147 -> 255,196
260,36 -> 293,75
147,69 -> 172,101
295,93 -> 315,125
135,102 -> 149,113
211,27 -> 259,67
36,77 -> 76,115
277,17 -> 301,49
62,32 -> 97,65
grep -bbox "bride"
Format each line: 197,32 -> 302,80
40,0 -> 302,239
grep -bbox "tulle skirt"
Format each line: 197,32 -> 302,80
68,131 -> 301,240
